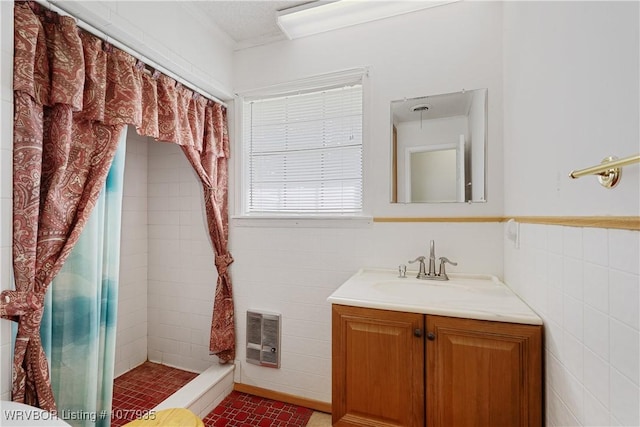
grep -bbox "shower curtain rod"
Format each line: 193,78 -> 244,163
32,0 -> 231,108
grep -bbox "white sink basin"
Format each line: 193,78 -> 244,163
327,268 -> 542,325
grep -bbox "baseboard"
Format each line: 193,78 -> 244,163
233,383 -> 332,414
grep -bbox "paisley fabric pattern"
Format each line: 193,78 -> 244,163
1,1 -> 234,411
181,104 -> 234,362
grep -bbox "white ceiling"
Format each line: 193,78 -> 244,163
190,1 -> 456,51
190,1 -> 321,50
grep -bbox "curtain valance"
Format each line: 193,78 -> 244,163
14,1 -> 226,153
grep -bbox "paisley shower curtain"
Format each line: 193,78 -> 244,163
40,129 -> 127,427
0,1 -> 234,413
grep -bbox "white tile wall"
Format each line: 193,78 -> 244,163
114,129 -> 149,377
231,221 -> 504,403
147,142 -> 219,373
0,0 -> 12,402
505,223 -> 640,426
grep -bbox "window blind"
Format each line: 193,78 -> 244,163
243,84 -> 363,214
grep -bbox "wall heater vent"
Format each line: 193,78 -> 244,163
246,310 -> 281,368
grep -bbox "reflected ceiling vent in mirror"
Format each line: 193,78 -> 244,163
411,104 -> 432,129
410,104 -> 431,112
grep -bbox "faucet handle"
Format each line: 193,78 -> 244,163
439,257 -> 457,267
438,257 -> 457,280
408,256 -> 427,278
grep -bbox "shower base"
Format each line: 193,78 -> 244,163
111,361 -> 234,426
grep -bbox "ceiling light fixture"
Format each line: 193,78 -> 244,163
276,0 -> 459,40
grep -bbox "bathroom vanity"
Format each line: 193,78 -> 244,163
328,269 -> 543,427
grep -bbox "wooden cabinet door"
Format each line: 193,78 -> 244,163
426,315 -> 542,427
332,305 -> 425,427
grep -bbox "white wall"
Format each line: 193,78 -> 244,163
147,142 -> 220,373
115,129 -> 149,378
0,0 -> 13,403
234,0 -> 504,218
230,222 -> 503,402
503,2 -> 640,426
503,2 -> 639,217
230,1 -> 504,403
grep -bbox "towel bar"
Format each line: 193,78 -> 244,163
569,154 -> 640,188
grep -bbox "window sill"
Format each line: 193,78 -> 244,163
230,215 -> 373,228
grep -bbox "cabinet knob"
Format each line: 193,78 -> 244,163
427,332 -> 436,341
414,329 -> 423,337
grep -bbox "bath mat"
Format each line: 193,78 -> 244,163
111,362 -> 198,427
202,391 -> 314,427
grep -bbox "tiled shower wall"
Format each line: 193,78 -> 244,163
147,142 -> 220,373
115,129 -> 149,377
504,223 -> 639,426
118,135 -> 223,376
0,0 -> 12,402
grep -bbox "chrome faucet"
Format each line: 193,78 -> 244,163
409,240 -> 457,281
427,240 -> 437,277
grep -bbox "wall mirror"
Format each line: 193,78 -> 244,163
390,88 -> 487,203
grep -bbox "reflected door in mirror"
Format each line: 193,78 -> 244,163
407,138 -> 465,203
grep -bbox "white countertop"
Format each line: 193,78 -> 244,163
327,268 -> 542,325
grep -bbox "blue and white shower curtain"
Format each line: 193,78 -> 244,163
40,128 -> 127,427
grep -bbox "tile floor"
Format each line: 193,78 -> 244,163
111,362 -> 330,426
111,361 -> 198,426
202,391 -> 313,426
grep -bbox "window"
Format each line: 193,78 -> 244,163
242,79 -> 363,215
